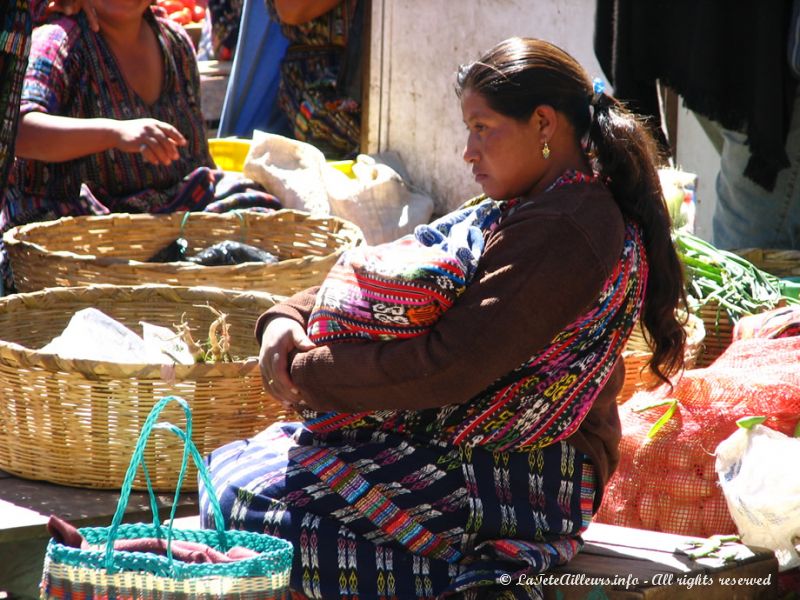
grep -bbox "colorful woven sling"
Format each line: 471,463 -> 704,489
307,196 -> 501,343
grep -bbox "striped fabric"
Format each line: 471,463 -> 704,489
301,220 -> 645,451
0,0 -> 31,293
202,425 -> 596,599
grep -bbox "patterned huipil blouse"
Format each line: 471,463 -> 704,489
2,8 -> 213,232
265,0 -> 361,159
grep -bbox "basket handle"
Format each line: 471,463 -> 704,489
103,395 -> 228,571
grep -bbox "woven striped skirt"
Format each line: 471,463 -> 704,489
200,424 -> 596,599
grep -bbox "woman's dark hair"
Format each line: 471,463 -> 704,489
456,37 -> 687,384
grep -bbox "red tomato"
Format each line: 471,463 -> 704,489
182,0 -> 196,10
191,5 -> 206,22
170,7 -> 192,25
158,0 -> 184,14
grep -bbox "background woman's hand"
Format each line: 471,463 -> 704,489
113,118 -> 187,165
47,0 -> 99,31
259,318 -> 316,412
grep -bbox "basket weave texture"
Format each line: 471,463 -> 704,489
617,312 -> 705,403
693,302 -> 734,367
3,209 -> 364,296
0,285 -> 297,490
733,247 -> 800,278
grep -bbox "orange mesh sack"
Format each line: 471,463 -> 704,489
596,335 -> 800,537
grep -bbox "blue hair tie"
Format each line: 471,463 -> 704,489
592,77 -> 606,95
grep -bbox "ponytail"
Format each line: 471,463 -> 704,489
587,94 -> 687,383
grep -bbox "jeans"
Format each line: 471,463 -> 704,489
713,89 -> 800,250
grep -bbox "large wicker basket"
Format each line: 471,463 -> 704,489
733,247 -> 800,278
3,209 -> 364,296
0,284 -> 297,490
617,312 -> 705,403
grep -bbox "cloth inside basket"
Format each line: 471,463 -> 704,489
47,515 -> 259,564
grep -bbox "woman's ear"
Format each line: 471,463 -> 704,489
530,105 -> 558,140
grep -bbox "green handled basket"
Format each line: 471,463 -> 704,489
40,396 -> 294,598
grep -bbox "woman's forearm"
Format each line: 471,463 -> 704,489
272,0 -> 344,25
15,112 -> 119,162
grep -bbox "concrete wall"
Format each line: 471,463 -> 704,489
365,0 -> 720,239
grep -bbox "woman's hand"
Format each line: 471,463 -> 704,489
259,317 -> 316,413
47,0 -> 100,31
113,118 -> 188,165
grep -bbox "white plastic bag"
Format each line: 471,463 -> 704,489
324,154 -> 434,245
715,424 -> 800,570
40,308 -> 189,365
243,131 -> 434,245
242,131 -> 331,215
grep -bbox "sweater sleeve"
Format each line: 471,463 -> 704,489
288,195 -> 623,412
255,286 -> 320,341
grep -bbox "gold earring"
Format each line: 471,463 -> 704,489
542,140 -> 551,160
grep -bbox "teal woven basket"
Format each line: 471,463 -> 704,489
40,396 -> 294,599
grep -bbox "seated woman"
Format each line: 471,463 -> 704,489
200,37 -> 687,599
0,0 -> 279,292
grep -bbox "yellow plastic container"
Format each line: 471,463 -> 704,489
328,159 -> 356,178
208,138 -> 252,172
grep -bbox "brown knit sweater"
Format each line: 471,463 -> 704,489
256,182 -> 626,490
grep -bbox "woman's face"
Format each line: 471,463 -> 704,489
461,89 -> 543,200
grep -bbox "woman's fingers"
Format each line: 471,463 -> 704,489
160,123 -> 188,148
258,319 -> 314,414
139,126 -> 184,164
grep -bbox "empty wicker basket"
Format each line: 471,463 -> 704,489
0,284 -> 297,490
3,209 -> 364,296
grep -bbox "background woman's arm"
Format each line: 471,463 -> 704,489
16,112 -> 186,164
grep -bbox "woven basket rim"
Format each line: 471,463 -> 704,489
2,209 -> 363,270
0,284 -> 275,377
45,523 -> 294,578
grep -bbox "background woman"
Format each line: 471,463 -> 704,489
0,0 -> 97,294
0,0 -> 278,293
265,0 -> 364,159
201,37 -> 687,599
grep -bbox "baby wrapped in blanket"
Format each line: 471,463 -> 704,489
302,197 -> 502,431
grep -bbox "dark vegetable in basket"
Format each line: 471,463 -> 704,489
147,237 -> 188,263
187,241 -> 279,266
